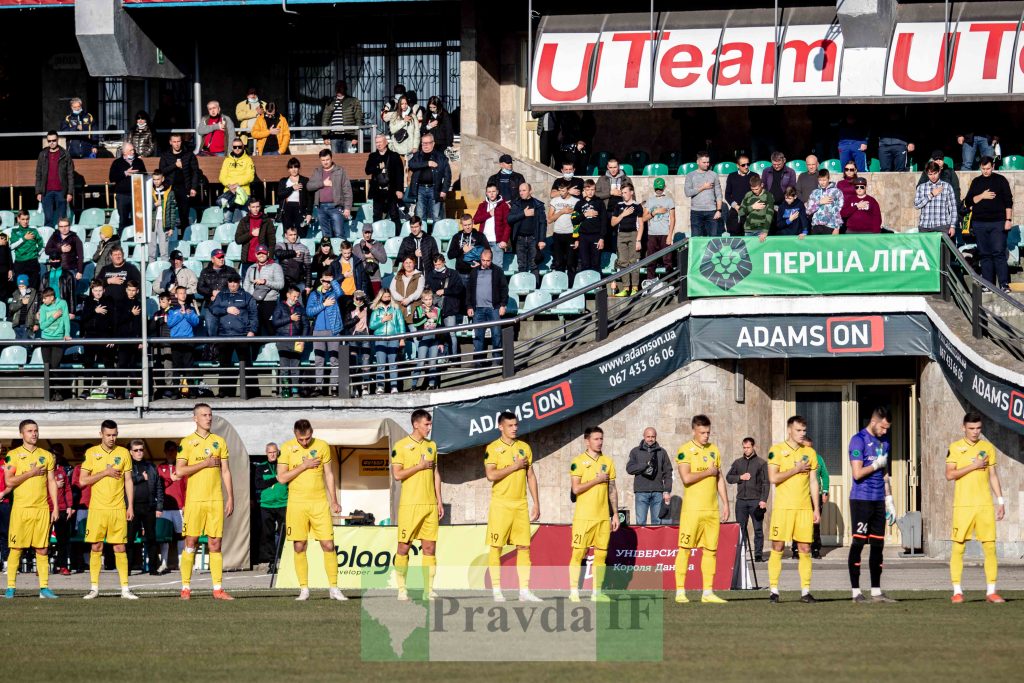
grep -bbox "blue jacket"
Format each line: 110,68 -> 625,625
272,299 -> 307,337
209,287 -> 258,336
306,281 -> 343,334
167,304 -> 201,338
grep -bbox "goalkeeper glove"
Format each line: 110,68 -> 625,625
872,452 -> 889,471
885,495 -> 896,525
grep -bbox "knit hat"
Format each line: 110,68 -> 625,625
99,225 -> 114,238
16,275 -> 28,286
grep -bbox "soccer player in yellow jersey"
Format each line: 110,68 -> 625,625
946,411 -> 1006,604
568,426 -> 619,603
79,420 -> 137,600
277,419 -> 346,602
674,414 -> 729,604
484,411 -> 542,603
766,415 -> 820,604
172,403 -> 235,600
391,409 -> 443,601
3,419 -> 59,599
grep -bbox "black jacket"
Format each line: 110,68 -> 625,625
626,441 -> 673,493
197,264 -> 240,302
572,197 -> 609,240
364,149 -> 405,200
78,296 -> 115,338
97,262 -> 142,302
407,150 -> 452,200
466,265 -> 508,311
425,266 -> 466,318
420,111 -> 454,151
328,256 -> 371,295
508,197 -> 547,242
131,460 -> 165,512
964,172 -> 1014,223
158,148 -> 200,192
276,175 -> 312,215
725,171 -> 753,209
396,233 -> 440,273
109,156 -> 147,195
113,295 -> 144,338
726,454 -> 769,502
34,147 -> 75,196
446,230 -> 490,275
487,171 -> 526,204
773,199 -> 811,236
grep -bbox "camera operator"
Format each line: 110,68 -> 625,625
365,133 -> 405,225
353,224 -> 388,296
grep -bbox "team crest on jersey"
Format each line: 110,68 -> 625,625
518,449 -> 525,456
677,453 -> 685,461
571,463 -> 577,472
178,445 -> 183,453
802,455 -> 809,463
310,450 -> 317,457
979,451 -> 986,457
852,449 -> 861,457
391,449 -> 398,459
213,441 -> 220,449
38,456 -> 45,464
768,452 -> 774,460
114,457 -> 121,465
427,446 -> 434,454
601,464 -> 607,472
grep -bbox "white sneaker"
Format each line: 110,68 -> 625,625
329,588 -> 348,601
390,387 -> 398,394
295,588 -> 310,601
493,590 -> 506,602
121,589 -> 139,600
397,588 -> 409,601
519,590 -> 543,602
157,562 -> 168,574
427,590 -> 438,600
83,589 -> 99,600
568,589 -> 581,603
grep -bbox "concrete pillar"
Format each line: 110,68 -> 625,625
75,0 -> 183,78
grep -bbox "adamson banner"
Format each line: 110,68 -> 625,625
687,234 -> 941,297
935,329 -> 1024,437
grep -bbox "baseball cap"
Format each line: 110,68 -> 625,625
320,236 -> 332,247
499,154 -> 513,164
853,177 -> 867,187
16,275 -> 28,286
653,177 -> 666,190
211,248 -> 225,259
256,245 -> 269,254
170,249 -> 184,261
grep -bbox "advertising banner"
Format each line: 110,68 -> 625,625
691,313 -> 934,359
934,329 -> 1024,436
687,234 -> 941,298
431,319 -> 689,453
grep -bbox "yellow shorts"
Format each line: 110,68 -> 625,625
769,508 -> 814,544
678,510 -> 720,550
85,508 -> 128,544
571,518 -> 610,550
486,502 -> 531,548
397,504 -> 438,543
951,506 -> 996,543
8,506 -> 50,549
286,500 -> 334,542
182,500 -> 224,539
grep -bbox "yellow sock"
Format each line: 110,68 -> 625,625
37,553 -> 49,589
7,549 -> 20,588
323,550 -> 338,588
592,549 -> 607,592
569,547 -> 586,591
210,552 -> 223,589
180,548 -> 195,588
768,550 -> 783,589
798,552 -> 812,590
950,541 -> 965,585
701,549 -> 717,591
394,554 -> 409,591
675,549 -> 689,591
982,541 -> 998,584
488,546 -> 502,590
294,551 -> 308,588
114,551 -> 129,587
90,551 -> 102,586
516,548 -> 531,590
423,555 -> 437,595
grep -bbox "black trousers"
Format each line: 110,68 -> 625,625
550,233 -> 577,280
217,340 -> 253,397
172,346 -> 194,388
52,511 -> 74,570
735,499 -> 766,558
372,193 -> 404,227
129,507 -> 158,572
82,344 -> 115,390
173,185 -> 191,232
257,300 -> 277,337
259,506 -> 287,564
116,344 -> 141,393
43,345 -> 67,398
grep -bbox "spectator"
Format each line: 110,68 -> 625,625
369,287 -> 406,393
837,161 -> 860,205
109,142 -> 147,230
841,177 -> 882,234
573,179 -> 608,275
156,441 -> 185,573
50,450 -> 74,574
724,154 -> 752,235
408,134 -> 452,221
112,279 -> 143,399
508,184 -> 546,288
44,217 -> 85,285
307,148 -> 353,239
397,215 -> 440,274
210,273 -> 257,397
837,113 -> 869,172
595,158 -> 631,210
549,160 -> 584,199
425,252 -> 465,356
344,289 -> 372,396
964,156 -> 1014,292
380,83 -> 407,126
34,131 -> 75,228
234,196 -> 276,275
642,178 -> 676,280
234,88 -> 265,150
918,150 -> 964,217
408,289 -> 444,390
876,110 -> 914,172
255,443 -> 287,570
150,292 -> 175,397
9,210 -> 42,292
806,169 -> 845,235
547,178 -> 577,277
70,460 -> 91,571
385,94 -> 420,157
421,96 -> 454,153
196,249 -> 239,336
305,270 -> 343,396
330,240 -> 371,310
390,256 -> 425,326
774,186 -> 810,238
149,169 -> 178,259
726,437 -> 769,562
167,286 -> 200,397
77,279 -> 113,397
128,440 -> 164,575
625,427 -> 672,525
196,100 -> 235,157
534,110 -> 558,168
447,213 -> 490,285
217,138 -> 255,222
796,156 -> 821,205
251,102 -> 289,156
154,250 -> 198,296
38,286 -> 71,400
272,286 -> 307,398
915,161 -> 958,238
366,134 -> 406,227
277,158 -> 312,238
127,110 -> 156,157
0,234 -> 12,304
958,131 -> 994,171
473,183 -> 512,270
97,246 -> 141,302
276,225 -> 312,294
486,154 -> 526,204
741,174 -> 776,241
158,133 -> 200,235
610,182 -> 642,296
243,245 -> 284,336
9,275 -> 39,340
0,445 -> 10,571
760,151 -> 797,206
354,226 -> 388,296
311,238 -> 337,285
466,249 -> 507,367
684,152 -> 724,237
321,80 -> 364,155
60,97 -> 96,158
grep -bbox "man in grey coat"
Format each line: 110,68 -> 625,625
626,427 -> 673,525
684,152 -> 724,237
243,245 -> 285,336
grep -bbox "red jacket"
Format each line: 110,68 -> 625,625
72,464 -> 91,509
158,462 -> 186,510
473,199 -> 511,245
0,465 -> 7,502
54,465 -> 72,511
840,194 -> 882,234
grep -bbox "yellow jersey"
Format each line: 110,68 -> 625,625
279,437 -> 332,504
677,440 -> 721,512
81,445 -> 131,510
485,438 -> 533,504
392,436 -> 438,507
767,441 -> 817,510
570,452 -> 616,521
946,439 -> 996,508
5,446 -> 54,509
177,432 -> 229,503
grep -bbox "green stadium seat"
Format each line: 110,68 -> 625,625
77,207 -> 107,227
1001,155 -> 1024,171
0,321 -> 15,341
213,223 -> 237,244
572,269 -> 602,291
592,151 -> 613,173
384,236 -> 403,259
751,160 -> 771,174
642,163 -> 669,176
714,162 -> 737,175
193,240 -> 221,261
0,210 -> 14,227
869,158 -> 881,172
200,207 -> 224,225
823,158 -> 842,173
432,218 -> 459,242
786,160 -> 808,174
539,271 -> 568,295
661,152 -> 683,171
522,291 -> 552,312
626,151 -> 650,170
28,209 -> 44,226
0,345 -> 26,368
679,162 -> 699,175
944,156 -> 955,170
254,343 -> 279,365
619,163 -> 634,176
508,272 -> 536,299
147,260 -> 170,281
372,220 -> 396,241
108,210 -> 120,227
550,292 -> 586,316
154,518 -> 175,544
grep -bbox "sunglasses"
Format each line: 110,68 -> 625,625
844,168 -> 856,172
47,139 -> 58,144
131,448 -> 145,452
232,146 -> 244,150
738,163 -> 749,168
